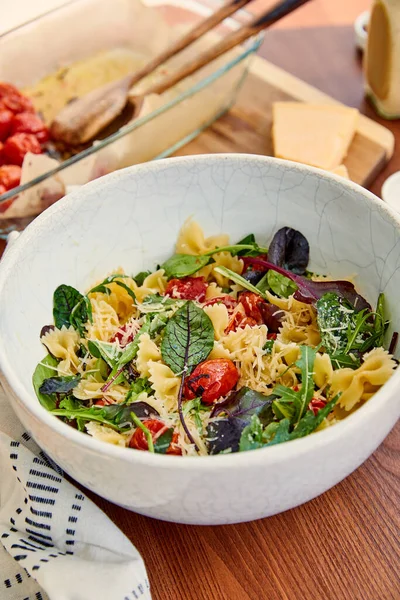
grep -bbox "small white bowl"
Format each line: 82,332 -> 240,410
0,154 -> 399,524
354,10 -> 369,52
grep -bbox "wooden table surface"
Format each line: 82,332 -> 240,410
1,23 -> 399,600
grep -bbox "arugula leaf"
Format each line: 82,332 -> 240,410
239,414 -> 263,451
130,412 -> 154,452
183,397 -> 207,433
126,378 -> 152,403
161,301 -> 214,375
330,353 -> 360,369
133,271 -> 151,286
161,254 -> 212,279
267,271 -> 298,298
272,399 -> 296,421
32,355 -> 60,411
290,395 -> 338,439
265,418 -> 291,446
154,428 -> 174,454
273,345 -> 316,425
39,375 -> 81,395
141,294 -> 177,308
148,313 -> 169,337
53,285 -> 88,334
375,293 -> 385,346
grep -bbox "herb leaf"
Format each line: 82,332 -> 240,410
53,285 -> 88,334
51,400 -> 158,430
39,375 -> 81,395
214,266 -> 267,298
267,270 -> 298,298
316,293 -> 352,354
32,355 -> 60,410
161,301 -> 214,375
162,254 -> 212,279
133,271 -> 151,286
87,340 -> 121,368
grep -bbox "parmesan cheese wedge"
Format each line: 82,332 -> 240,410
272,103 -> 359,170
330,164 -> 350,179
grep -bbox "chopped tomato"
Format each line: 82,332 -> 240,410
165,276 -> 207,302
11,112 -> 49,143
0,184 -> 6,195
3,133 -> 42,166
129,419 -> 180,454
184,358 -> 239,404
225,310 -> 258,333
203,296 -> 238,311
109,321 -> 137,347
308,398 -> 327,416
0,165 -> 21,190
0,85 -> 35,115
0,109 -> 13,141
267,332 -> 277,340
167,432 -> 182,456
239,291 -> 264,324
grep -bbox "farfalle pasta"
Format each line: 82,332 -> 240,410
33,222 -> 397,457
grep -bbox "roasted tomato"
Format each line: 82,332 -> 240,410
308,398 -> 327,416
3,133 -> 42,166
129,419 -> 180,454
0,109 -> 13,141
0,164 -> 21,190
225,311 -> 258,333
239,291 -> 264,324
203,295 -> 238,311
165,276 -> 207,302
11,112 -> 49,143
0,83 -> 35,114
184,358 -> 239,404
0,184 -> 6,195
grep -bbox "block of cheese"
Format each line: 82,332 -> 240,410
272,103 -> 359,170
330,164 -> 350,179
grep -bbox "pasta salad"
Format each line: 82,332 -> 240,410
33,221 -> 398,456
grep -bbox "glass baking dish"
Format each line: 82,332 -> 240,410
0,0 -> 263,237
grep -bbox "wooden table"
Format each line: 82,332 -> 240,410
2,25 -> 400,600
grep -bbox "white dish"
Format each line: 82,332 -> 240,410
0,154 -> 399,525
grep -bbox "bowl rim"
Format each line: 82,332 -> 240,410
0,153 -> 399,470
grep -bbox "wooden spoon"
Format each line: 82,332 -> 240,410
50,0 -> 253,146
51,0 -> 311,146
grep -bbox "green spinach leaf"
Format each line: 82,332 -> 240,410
133,271 -> 151,286
32,355 -> 60,410
267,271 -> 298,298
53,285 -> 88,334
161,254 -> 212,279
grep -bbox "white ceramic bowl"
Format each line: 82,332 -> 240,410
0,154 -> 399,525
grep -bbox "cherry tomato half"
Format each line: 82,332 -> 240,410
3,133 -> 42,166
11,112 -> 49,143
165,276 -> 207,302
0,83 -> 21,99
0,164 -> 21,190
129,419 -> 181,455
184,358 -> 239,404
239,291 -> 265,324
0,109 -> 13,141
225,311 -> 258,334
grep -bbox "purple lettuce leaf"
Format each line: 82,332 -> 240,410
268,227 -> 310,275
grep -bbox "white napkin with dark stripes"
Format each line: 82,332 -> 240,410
0,381 -> 151,600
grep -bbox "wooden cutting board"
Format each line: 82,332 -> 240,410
173,56 -> 395,188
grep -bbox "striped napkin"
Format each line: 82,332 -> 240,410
0,381 -> 151,600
